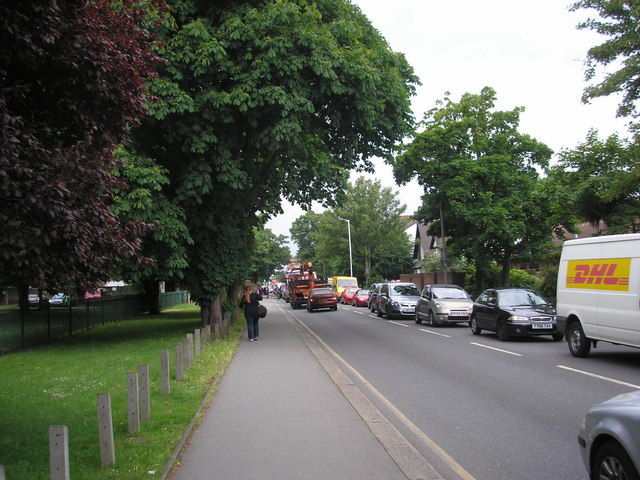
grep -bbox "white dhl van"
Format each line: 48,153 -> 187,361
556,233 -> 640,357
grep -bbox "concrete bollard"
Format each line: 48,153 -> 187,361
214,324 -> 221,339
49,425 -> 70,480
161,350 -> 170,395
138,364 -> 150,422
127,373 -> 139,434
0,464 -> 5,480
175,343 -> 183,382
97,393 -> 115,468
204,325 -> 211,344
182,338 -> 190,370
187,333 -> 194,365
195,329 -> 201,356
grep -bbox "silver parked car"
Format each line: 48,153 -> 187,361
579,390 -> 640,480
415,284 -> 473,326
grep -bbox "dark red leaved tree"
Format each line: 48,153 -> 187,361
0,0 -> 165,311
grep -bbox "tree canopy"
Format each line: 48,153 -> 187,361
291,178 -> 414,285
247,228 -> 291,284
131,0 -> 419,319
0,0 -> 163,306
549,130 -> 640,234
393,87 -> 554,290
571,0 -> 640,123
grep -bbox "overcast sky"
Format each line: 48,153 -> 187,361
266,0 -> 629,254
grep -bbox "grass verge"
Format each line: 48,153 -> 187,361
0,303 -> 243,479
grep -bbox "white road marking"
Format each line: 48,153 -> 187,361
557,365 -> 640,389
354,311 -> 364,315
419,329 -> 451,338
389,321 -> 410,328
470,342 -> 522,357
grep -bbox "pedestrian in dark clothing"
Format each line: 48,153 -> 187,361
240,285 -> 263,342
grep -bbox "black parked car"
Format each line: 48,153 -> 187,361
375,282 -> 421,319
470,288 -> 562,341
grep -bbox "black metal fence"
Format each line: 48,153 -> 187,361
0,291 -> 190,353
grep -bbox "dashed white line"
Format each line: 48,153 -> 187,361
557,365 -> 640,389
389,321 -> 410,328
470,342 -> 522,357
419,329 -> 451,338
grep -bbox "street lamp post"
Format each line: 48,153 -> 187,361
337,217 -> 353,277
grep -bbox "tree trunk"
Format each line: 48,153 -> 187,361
142,279 -> 161,315
212,295 -> 224,334
364,248 -> 371,284
200,299 -> 213,328
501,250 -> 512,287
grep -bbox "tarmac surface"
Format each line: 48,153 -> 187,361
167,297 -> 443,480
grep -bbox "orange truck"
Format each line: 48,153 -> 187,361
286,262 -> 328,309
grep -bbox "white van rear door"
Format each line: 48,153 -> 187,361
596,256 -> 640,346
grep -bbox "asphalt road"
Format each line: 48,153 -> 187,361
283,299 -> 640,480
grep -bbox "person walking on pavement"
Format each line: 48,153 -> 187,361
240,285 -> 262,342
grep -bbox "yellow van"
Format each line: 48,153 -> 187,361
332,276 -> 358,298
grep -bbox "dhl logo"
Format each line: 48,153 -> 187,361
566,258 -> 631,291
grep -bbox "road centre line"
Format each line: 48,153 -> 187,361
354,311 -> 364,315
389,321 -> 410,328
470,342 -> 522,357
419,329 -> 451,338
557,365 -> 640,390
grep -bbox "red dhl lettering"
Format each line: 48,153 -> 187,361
566,259 -> 631,291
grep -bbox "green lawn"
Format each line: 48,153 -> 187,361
0,303 -> 243,479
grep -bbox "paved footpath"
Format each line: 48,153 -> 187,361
168,297 -> 442,480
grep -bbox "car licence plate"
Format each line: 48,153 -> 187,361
532,323 -> 553,329
402,307 -> 415,313
450,311 -> 467,316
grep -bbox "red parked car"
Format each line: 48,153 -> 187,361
351,289 -> 369,307
340,287 -> 359,304
307,287 -> 338,312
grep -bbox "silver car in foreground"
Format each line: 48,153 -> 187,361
579,390 -> 640,480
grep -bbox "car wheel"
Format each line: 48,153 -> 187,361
470,315 -> 481,335
376,305 -> 383,317
496,320 -> 509,341
552,333 -> 563,341
593,440 -> 640,480
428,311 -> 437,327
567,321 -> 591,357
415,311 -> 422,324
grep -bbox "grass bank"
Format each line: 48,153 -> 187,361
0,303 -> 243,479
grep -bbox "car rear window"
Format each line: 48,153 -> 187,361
312,288 -> 332,295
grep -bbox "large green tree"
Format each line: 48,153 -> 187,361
112,148 -> 193,314
549,130 -> 640,234
297,178 -> 414,285
393,88 -> 554,290
571,0 -> 640,122
133,0 -> 418,326
290,210 -> 323,262
247,228 -> 291,284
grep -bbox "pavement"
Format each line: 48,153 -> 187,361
167,297 -> 443,480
